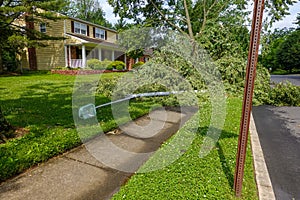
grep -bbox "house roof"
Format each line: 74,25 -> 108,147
66,33 -> 122,49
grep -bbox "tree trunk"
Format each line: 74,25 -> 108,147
183,0 -> 194,40
0,47 -> 3,74
0,107 -> 14,143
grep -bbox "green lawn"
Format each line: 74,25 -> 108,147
0,73 -> 258,199
0,72 -> 157,181
112,97 -> 258,200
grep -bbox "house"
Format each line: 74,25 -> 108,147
15,12 -> 149,71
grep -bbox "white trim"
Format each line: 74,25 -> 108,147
74,21 -> 87,36
95,27 -> 106,40
64,46 -> 68,67
39,23 -> 46,33
64,33 -> 87,43
68,46 -> 71,67
64,20 -> 66,34
98,47 -> 102,61
82,45 -> 86,68
112,50 -> 115,61
64,33 -> 123,51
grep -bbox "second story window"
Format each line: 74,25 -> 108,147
95,28 -> 106,40
40,23 -> 46,33
74,22 -> 87,35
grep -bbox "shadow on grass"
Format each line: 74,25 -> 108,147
1,81 -> 111,129
217,141 -> 234,188
197,126 -> 238,189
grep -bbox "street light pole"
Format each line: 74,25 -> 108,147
234,0 -> 265,197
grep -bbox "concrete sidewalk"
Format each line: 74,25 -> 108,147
0,107 -> 197,200
2,104 -> 293,200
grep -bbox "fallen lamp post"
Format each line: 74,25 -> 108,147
78,91 -> 186,120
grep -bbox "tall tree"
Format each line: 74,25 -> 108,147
0,108 -> 14,143
0,0 -> 67,72
114,18 -> 133,31
63,0 -> 113,28
108,0 -> 296,38
276,29 -> 300,73
295,13 -> 300,29
0,0 -> 67,140
260,27 -> 294,71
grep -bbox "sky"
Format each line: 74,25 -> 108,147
100,0 -> 300,30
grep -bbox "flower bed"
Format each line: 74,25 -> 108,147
51,69 -> 128,75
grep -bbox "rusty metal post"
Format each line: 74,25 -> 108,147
234,0 -> 265,197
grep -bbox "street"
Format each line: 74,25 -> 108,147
271,75 -> 300,86
252,74 -> 300,199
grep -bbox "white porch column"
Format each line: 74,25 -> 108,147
82,44 -> 86,68
112,50 -> 115,61
64,45 -> 68,67
68,46 -> 71,67
98,47 -> 102,61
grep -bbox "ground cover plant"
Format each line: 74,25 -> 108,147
0,72 -> 158,181
112,97 -> 257,199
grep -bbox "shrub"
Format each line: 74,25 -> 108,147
87,59 -> 102,69
87,59 -> 114,70
132,61 -> 144,69
109,61 -> 125,70
253,65 -> 272,105
215,56 -> 246,95
101,59 -> 113,70
267,82 -> 300,106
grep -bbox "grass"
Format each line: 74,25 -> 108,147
0,72 -> 258,199
0,72 -> 158,182
112,97 -> 258,200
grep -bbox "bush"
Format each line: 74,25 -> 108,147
106,65 -> 113,70
267,82 -> 300,106
101,59 -> 113,70
215,56 -> 246,95
87,59 -> 102,69
132,61 -> 144,69
87,59 -> 113,70
253,65 -> 272,105
109,61 -> 125,70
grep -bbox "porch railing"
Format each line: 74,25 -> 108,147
70,59 -> 83,68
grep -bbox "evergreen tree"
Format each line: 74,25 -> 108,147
62,0 -> 113,28
0,0 -> 68,72
0,0 -> 67,140
295,13 -> 300,29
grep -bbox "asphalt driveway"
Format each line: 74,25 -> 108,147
252,74 -> 300,199
271,75 -> 300,86
252,106 -> 300,200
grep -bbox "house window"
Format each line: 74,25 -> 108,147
74,22 -> 87,35
40,23 -> 46,33
95,28 -> 106,40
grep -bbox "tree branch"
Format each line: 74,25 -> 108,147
149,0 -> 186,35
197,0 -> 221,36
183,0 -> 194,39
